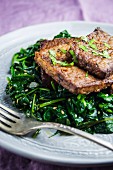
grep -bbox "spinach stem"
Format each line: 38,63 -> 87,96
31,93 -> 36,114
39,98 -> 66,108
79,117 -> 113,129
13,74 -> 35,78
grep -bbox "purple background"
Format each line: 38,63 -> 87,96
0,0 -> 113,169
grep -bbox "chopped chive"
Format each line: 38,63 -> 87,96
79,45 -> 88,52
89,43 -> 98,50
69,49 -> 75,56
92,50 -> 99,55
102,50 -> 111,58
49,50 -> 74,66
85,71 -> 89,78
104,42 -> 111,48
49,50 -> 56,57
69,50 -> 78,63
56,61 -> 74,66
89,39 -> 95,44
92,49 -> 111,58
60,48 -> 67,54
81,36 -> 88,42
89,39 -> 97,50
49,50 -> 57,65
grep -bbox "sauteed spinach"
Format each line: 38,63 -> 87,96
6,31 -> 113,134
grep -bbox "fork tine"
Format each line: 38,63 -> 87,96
0,104 -> 20,118
0,109 -> 20,122
0,122 -> 12,132
0,116 -> 13,126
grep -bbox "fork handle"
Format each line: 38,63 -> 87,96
30,122 -> 113,151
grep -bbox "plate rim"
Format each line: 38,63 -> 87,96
1,20 -> 113,38
1,134 -> 113,167
0,20 -> 113,48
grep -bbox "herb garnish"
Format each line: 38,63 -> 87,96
49,50 -> 74,66
92,50 -> 99,55
89,39 -> 97,50
102,50 -> 111,58
79,38 -> 111,59
104,42 -> 111,48
60,48 -> 67,54
81,36 -> 88,42
69,50 -> 78,63
92,50 -> 111,58
85,71 -> 89,78
79,45 -> 88,52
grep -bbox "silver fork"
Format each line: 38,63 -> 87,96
0,103 -> 113,151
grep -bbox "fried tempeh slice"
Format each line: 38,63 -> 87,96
34,38 -> 113,94
71,28 -> 113,79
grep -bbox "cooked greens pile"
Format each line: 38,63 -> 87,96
6,30 -> 113,134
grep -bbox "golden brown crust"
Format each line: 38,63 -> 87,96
34,38 -> 113,94
72,28 -> 113,79
110,84 -> 113,94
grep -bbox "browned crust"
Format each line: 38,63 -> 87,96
40,38 -> 76,50
72,28 -> 113,79
34,38 -> 113,94
110,84 -> 113,94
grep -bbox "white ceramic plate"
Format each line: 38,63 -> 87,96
0,21 -> 113,167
